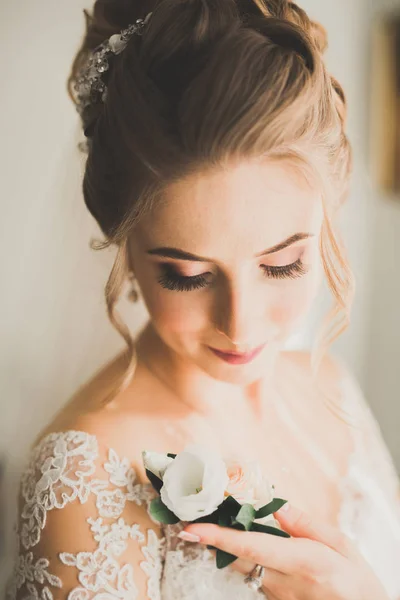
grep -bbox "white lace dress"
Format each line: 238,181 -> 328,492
5,377 -> 400,599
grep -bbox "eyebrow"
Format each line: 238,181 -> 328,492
146,233 -> 315,262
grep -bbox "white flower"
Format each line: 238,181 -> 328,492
142,451 -> 174,481
225,458 -> 275,511
160,444 -> 229,521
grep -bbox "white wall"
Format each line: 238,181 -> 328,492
1,0 -> 398,587
289,0 -> 399,447
0,0 -> 150,585
363,0 -> 400,470
291,0 -> 400,471
288,0 -> 375,377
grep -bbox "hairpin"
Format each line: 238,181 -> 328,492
73,12 -> 153,119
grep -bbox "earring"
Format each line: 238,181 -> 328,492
127,271 -> 140,303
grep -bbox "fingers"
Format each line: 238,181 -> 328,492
228,554 -> 290,596
184,502 -> 359,578
183,522 -> 320,574
273,503 -> 357,559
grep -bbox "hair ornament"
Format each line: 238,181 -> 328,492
73,12 -> 153,119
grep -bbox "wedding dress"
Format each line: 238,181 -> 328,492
5,368 -> 400,600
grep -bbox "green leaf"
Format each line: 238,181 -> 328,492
145,469 -> 163,494
233,503 -> 256,531
220,495 -> 242,516
218,511 -> 232,527
190,495 -> 243,527
216,549 -> 238,569
149,497 -> 180,524
250,522 -> 291,538
255,498 -> 288,519
215,495 -> 242,524
230,522 -> 246,531
192,508 -> 220,524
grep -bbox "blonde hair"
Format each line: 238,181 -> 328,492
68,0 -> 354,421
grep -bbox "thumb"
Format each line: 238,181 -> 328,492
273,502 -> 356,558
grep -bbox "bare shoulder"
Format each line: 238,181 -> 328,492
31,350 -> 163,481
12,354 -> 163,600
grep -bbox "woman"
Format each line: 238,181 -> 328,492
5,1 -> 400,598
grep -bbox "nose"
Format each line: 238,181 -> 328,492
213,278 -> 262,349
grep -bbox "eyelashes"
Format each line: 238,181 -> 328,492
157,258 -> 309,292
158,267 -> 211,292
261,259 -> 308,280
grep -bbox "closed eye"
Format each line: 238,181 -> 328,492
157,259 -> 309,292
260,258 -> 309,280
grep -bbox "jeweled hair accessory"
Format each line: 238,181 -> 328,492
73,11 -> 153,122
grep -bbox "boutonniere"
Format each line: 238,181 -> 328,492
142,443 -> 291,569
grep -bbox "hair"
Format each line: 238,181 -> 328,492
67,0 -> 355,423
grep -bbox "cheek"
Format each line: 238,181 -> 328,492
269,246 -> 323,325
143,288 -> 206,334
269,276 -> 321,325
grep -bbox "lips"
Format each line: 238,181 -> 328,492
208,344 -> 266,365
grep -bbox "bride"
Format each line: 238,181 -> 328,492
6,0 -> 400,599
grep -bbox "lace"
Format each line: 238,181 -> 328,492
337,375 -> 400,600
4,430 -> 269,600
5,431 -> 165,600
5,381 -> 400,600
160,521 -> 269,599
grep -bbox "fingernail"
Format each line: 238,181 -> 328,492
277,502 -> 290,514
177,531 -> 201,542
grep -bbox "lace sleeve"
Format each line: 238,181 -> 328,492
339,362 -> 400,510
336,361 -> 400,600
5,430 -> 166,600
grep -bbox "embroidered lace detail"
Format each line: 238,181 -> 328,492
337,376 -> 400,600
5,407 -> 400,600
5,430 -> 165,600
160,522 -> 268,600
5,430 -> 269,600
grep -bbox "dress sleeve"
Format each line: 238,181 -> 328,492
335,359 -> 400,600
5,430 -> 166,600
338,361 -> 400,507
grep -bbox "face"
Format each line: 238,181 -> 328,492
128,158 -> 324,385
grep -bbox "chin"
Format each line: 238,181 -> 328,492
195,344 -> 280,385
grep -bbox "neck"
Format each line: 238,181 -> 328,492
134,321 -> 280,420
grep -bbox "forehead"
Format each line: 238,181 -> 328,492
135,159 -> 323,258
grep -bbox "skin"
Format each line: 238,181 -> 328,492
39,157 -> 389,598
126,157 -> 388,599
128,157 -> 324,414
181,502 -> 391,599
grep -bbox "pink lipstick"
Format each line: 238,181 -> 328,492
208,344 -> 265,364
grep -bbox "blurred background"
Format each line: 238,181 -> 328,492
1,0 -> 400,590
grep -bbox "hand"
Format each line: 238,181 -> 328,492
181,502 -> 391,600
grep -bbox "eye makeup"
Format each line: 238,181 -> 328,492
156,257 -> 309,292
